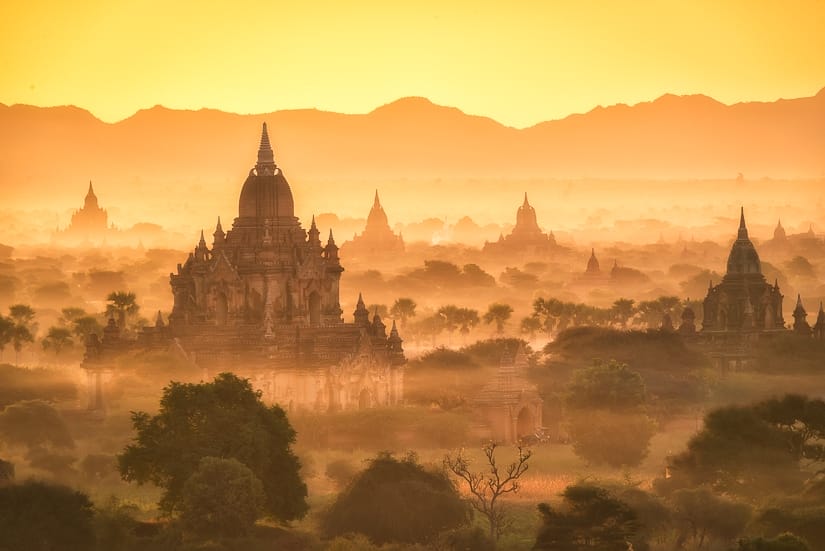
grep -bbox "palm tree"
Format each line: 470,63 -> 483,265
455,307 -> 480,344
106,291 -> 139,330
483,303 -> 513,335
389,298 -> 417,329
42,326 -> 74,355
59,307 -> 87,326
437,305 -> 463,346
520,316 -> 542,341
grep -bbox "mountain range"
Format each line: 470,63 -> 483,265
1,88 -> 823,209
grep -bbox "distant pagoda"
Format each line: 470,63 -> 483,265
341,190 -> 405,257
483,193 -> 562,255
62,181 -> 110,238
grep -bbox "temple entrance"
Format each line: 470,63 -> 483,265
216,293 -> 228,325
358,388 -> 371,410
309,291 -> 321,326
516,407 -> 534,440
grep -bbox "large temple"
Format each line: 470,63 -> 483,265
700,208 -> 788,367
340,191 -> 405,258
84,124 -> 405,412
483,193 -> 563,255
701,208 -> 786,334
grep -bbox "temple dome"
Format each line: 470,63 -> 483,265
726,208 -> 761,275
238,123 -> 295,220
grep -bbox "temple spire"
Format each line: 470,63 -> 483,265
373,190 -> 381,208
327,228 -> 336,246
87,180 -> 95,197
738,206 -> 749,239
257,122 -> 275,168
523,192 -> 529,207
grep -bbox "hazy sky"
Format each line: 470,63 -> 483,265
2,1 -> 824,127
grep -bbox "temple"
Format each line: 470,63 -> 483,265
483,193 -> 562,255
473,344 -> 543,443
59,182 -> 111,241
700,208 -> 788,367
84,124 -> 405,412
340,191 -> 404,257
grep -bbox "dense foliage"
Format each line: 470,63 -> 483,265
322,452 -> 469,544
118,372 -> 308,520
0,480 -> 95,551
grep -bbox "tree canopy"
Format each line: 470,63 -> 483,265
117,372 -> 308,520
534,484 -> 640,550
0,480 -> 95,551
667,395 -> 825,496
322,452 -> 469,545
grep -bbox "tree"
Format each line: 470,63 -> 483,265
520,315 -> 542,341
444,442 -> 531,541
671,487 -> 751,549
72,316 -> 102,339
610,298 -> 636,328
566,359 -> 647,411
59,307 -> 87,326
565,359 -> 655,467
668,400 -> 815,496
567,410 -> 656,468
8,304 -> 36,366
438,305 -> 478,345
179,456 -> 266,538
0,480 -> 95,551
0,315 -> 13,361
106,291 -> 139,330
483,303 -> 514,335
0,400 -> 75,450
322,452 -> 469,545
117,372 -> 308,520
390,297 -> 417,329
534,484 -> 640,550
42,326 -> 74,355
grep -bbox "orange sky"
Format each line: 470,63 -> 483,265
1,1 -> 824,128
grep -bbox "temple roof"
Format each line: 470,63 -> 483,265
238,123 -> 295,221
725,207 -> 762,276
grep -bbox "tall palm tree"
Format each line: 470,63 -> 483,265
106,291 -> 139,330
483,303 -> 513,335
389,298 -> 417,329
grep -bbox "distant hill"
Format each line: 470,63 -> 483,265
1,89 -> 823,210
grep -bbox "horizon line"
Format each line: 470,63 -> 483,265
3,84 -> 824,130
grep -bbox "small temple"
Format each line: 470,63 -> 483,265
83,124 -> 406,412
483,193 -> 563,255
473,344 -> 543,444
340,191 -> 405,257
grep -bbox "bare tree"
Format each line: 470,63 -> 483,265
444,442 -> 531,542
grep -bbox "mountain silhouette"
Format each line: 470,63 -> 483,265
1,89 -> 823,207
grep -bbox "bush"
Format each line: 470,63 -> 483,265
322,452 -> 469,545
0,480 -> 95,551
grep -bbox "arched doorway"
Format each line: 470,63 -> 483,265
216,293 -> 228,325
358,388 -> 371,410
309,291 -> 321,326
516,407 -> 534,440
